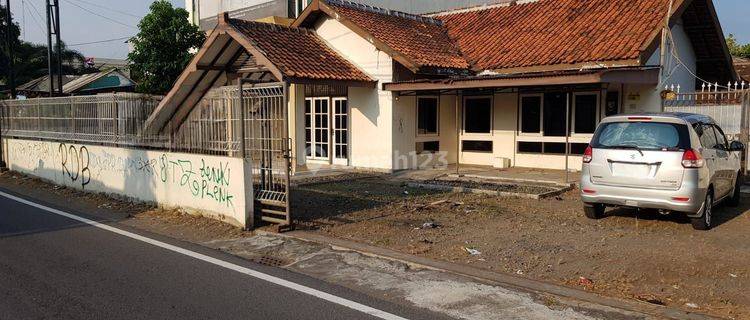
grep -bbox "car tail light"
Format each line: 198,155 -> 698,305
628,117 -> 652,121
682,149 -> 704,168
671,196 -> 690,202
583,145 -> 593,163
582,189 -> 597,194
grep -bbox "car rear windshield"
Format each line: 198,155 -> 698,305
591,121 -> 691,150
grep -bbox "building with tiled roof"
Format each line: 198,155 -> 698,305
735,57 -> 750,82
156,0 -> 737,173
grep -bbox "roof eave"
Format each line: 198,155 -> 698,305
382,68 -> 660,92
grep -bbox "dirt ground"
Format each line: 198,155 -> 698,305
293,175 -> 750,320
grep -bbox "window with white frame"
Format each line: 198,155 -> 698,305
463,97 -> 492,134
417,97 -> 439,136
517,91 -> 601,155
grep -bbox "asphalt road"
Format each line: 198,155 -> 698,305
0,189 -> 448,320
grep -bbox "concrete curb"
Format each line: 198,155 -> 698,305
265,230 -> 718,320
406,182 -> 574,200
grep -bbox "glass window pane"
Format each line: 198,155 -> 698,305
574,94 -> 597,134
464,98 -> 491,133
521,96 -> 541,133
417,97 -> 439,135
543,93 -> 567,137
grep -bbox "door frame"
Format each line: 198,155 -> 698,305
305,97 -> 331,161
331,97 -> 350,166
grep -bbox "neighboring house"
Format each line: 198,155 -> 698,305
735,57 -> 750,82
185,0 -> 508,30
16,69 -> 136,98
62,69 -> 136,96
17,75 -> 80,98
154,0 -> 737,173
86,57 -> 131,77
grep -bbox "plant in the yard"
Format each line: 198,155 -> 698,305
128,0 -> 205,95
726,34 -> 750,59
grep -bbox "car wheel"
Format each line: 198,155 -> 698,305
727,173 -> 742,207
691,192 -> 713,230
584,204 -> 605,219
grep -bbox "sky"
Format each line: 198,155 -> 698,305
6,0 -> 750,60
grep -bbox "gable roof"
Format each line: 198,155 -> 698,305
294,0 -> 470,74
144,13 -> 374,134
18,75 -> 79,93
62,68 -> 134,94
435,0 -> 670,73
296,0 -> 736,83
227,18 -> 373,83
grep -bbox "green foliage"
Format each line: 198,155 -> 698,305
727,34 -> 750,59
1,4 -> 86,87
0,3 -> 21,85
14,41 -> 87,85
128,0 -> 205,95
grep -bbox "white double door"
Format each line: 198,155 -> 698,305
305,97 -> 348,165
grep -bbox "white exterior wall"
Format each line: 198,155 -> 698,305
392,95 -> 458,170
312,17 -> 395,170
3,139 -> 252,228
624,22 -> 697,113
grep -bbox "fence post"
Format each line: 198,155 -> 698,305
70,98 -> 76,141
0,101 -> 6,170
744,91 -> 750,176
113,94 -> 119,144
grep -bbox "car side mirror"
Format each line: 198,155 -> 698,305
730,141 -> 745,152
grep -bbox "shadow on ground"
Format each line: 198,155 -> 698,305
602,199 -> 750,228
291,176 -> 447,228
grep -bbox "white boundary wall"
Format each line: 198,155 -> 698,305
2,138 -> 252,228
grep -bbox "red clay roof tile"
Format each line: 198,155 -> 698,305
435,0 -> 669,72
229,19 -> 374,83
324,0 -> 470,71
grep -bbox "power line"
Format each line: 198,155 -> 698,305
66,0 -> 141,19
61,0 -> 137,29
67,35 -> 131,47
22,0 -> 45,36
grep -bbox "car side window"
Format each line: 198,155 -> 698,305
712,125 -> 729,150
698,124 -> 718,150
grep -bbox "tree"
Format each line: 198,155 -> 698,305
128,0 -> 205,94
0,3 -> 21,87
14,41 -> 87,85
727,34 -> 750,59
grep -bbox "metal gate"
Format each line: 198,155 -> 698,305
664,89 -> 750,173
239,81 -> 292,228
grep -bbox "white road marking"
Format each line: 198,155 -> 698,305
0,190 -> 408,320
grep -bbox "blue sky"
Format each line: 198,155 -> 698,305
8,0 -> 750,59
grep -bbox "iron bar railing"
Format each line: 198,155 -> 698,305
0,90 -> 250,156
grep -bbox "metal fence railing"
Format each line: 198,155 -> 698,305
0,91 -> 248,156
1,93 -> 169,147
664,89 -> 750,136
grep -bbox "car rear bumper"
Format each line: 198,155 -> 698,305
580,170 -> 706,217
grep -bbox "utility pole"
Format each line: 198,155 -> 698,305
54,0 -> 61,95
46,0 -> 61,96
1,0 -> 14,170
5,0 -> 15,99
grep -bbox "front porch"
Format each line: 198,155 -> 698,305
388,67 -> 664,172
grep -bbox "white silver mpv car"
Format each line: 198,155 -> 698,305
580,113 -> 744,230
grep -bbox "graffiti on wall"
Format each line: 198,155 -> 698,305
7,140 -> 239,210
159,156 -> 234,208
59,143 -> 91,188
